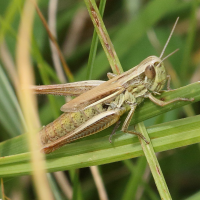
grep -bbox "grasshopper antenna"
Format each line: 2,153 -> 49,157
161,48 -> 179,63
159,17 -> 179,59
157,49 -> 179,68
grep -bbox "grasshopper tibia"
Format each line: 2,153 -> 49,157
121,105 -> 150,144
124,130 -> 150,144
109,120 -> 121,143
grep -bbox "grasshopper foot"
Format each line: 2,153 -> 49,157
124,129 -> 149,144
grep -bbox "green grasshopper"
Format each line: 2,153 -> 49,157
32,18 -> 193,154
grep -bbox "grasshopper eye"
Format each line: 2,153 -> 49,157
145,65 -> 156,79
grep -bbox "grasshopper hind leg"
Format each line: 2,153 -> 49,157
121,105 -> 149,144
123,129 -> 150,144
109,120 -> 121,143
41,108 -> 126,154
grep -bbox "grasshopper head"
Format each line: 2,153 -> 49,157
144,56 -> 167,92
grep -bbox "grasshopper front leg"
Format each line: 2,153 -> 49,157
150,74 -> 194,105
166,75 -> 172,90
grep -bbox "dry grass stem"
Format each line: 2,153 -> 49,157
54,171 -> 73,200
90,166 -> 108,200
48,0 -> 66,83
33,0 -> 74,82
62,8 -> 88,57
16,0 -> 53,199
0,41 -> 19,90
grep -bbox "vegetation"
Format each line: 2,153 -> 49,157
0,0 -> 200,199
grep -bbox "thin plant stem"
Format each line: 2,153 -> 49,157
32,0 -> 74,82
135,123 -> 172,199
48,0 -> 67,83
87,0 -> 107,79
54,171 -> 73,200
16,0 -> 53,199
90,166 -> 108,200
84,0 -> 123,75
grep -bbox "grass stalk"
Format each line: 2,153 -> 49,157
16,0 -> 53,199
87,0 -> 107,79
135,123 -> 172,199
84,0 -> 123,74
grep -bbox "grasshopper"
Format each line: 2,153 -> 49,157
32,18 -> 193,154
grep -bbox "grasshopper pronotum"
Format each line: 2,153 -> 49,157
32,18 -> 193,154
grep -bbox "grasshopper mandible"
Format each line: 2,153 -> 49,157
32,18 -> 193,154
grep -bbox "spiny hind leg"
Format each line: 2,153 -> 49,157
109,120 -> 121,143
42,110 -> 123,154
121,105 -> 149,144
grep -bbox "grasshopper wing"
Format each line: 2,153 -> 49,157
61,76 -> 125,112
31,80 -> 104,96
60,64 -> 142,112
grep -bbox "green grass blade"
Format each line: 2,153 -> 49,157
186,191 -> 200,200
0,66 -> 24,137
136,122 -> 172,199
0,113 -> 199,177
